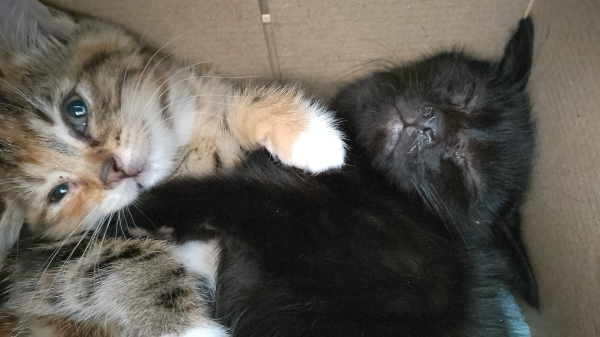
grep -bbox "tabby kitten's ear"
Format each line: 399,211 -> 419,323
0,0 -> 76,54
497,17 -> 534,88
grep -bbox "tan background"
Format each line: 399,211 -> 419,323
48,0 -> 600,336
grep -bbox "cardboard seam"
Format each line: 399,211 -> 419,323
258,0 -> 282,79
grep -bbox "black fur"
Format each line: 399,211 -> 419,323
124,18 -> 537,336
331,17 -> 538,307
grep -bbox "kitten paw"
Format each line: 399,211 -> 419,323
285,109 -> 346,174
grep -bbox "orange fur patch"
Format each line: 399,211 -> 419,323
227,87 -> 310,161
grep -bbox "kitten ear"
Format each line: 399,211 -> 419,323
0,0 -> 76,54
497,17 -> 534,88
0,198 -> 24,254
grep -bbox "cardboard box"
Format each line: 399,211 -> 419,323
48,0 -> 600,335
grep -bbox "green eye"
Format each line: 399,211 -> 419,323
49,183 -> 69,203
63,94 -> 88,133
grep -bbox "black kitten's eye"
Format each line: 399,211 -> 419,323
423,106 -> 433,118
62,94 -> 88,133
49,183 -> 69,203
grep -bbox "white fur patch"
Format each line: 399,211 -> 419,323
173,241 -> 219,284
288,104 -> 346,174
167,242 -> 225,337
162,323 -> 230,337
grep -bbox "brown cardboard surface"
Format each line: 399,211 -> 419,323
46,0 -> 600,335
525,0 -> 600,335
50,0 -> 272,77
268,0 -> 529,96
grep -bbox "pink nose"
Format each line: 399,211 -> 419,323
100,155 -> 141,188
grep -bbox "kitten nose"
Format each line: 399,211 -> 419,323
100,155 -> 140,188
414,108 -> 443,140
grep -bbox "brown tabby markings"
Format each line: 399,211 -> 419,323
1,236 -> 218,336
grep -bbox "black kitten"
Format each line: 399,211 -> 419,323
125,18 -> 536,337
332,17 -> 537,306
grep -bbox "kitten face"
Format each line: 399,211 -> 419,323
0,2 -> 191,239
343,57 -> 497,197
334,19 -> 535,221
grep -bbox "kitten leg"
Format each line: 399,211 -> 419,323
0,235 -> 228,337
226,85 -> 346,173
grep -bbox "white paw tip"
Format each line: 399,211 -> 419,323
289,110 -> 346,174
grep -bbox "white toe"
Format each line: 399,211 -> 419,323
287,105 -> 346,174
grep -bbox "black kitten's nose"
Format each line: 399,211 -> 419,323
408,107 -> 443,141
417,128 -> 435,145
423,128 -> 434,142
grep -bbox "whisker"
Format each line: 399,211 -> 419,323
32,225 -> 96,310
131,28 -> 204,127
93,212 -> 115,294
0,78 -> 40,109
25,210 -> 99,314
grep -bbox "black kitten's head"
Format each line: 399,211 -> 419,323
333,19 -> 535,223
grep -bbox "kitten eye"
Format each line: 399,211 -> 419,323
49,183 -> 69,203
62,94 -> 88,133
423,106 -> 433,118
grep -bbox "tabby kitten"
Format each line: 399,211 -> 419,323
0,0 -> 345,252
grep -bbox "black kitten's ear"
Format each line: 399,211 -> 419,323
0,0 -> 76,54
497,17 -> 534,88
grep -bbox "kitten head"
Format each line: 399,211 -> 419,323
333,19 -> 535,223
0,0 -> 195,247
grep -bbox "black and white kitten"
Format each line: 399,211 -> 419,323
125,18 -> 537,337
